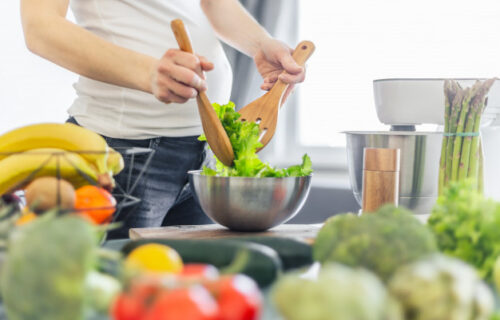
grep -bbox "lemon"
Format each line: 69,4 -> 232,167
125,244 -> 183,274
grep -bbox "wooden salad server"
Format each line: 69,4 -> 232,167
238,41 -> 315,151
171,19 -> 234,166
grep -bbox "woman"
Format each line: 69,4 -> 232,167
20,0 -> 306,238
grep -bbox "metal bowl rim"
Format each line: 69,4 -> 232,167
373,78 -> 492,82
188,170 -> 313,180
343,131 -> 443,136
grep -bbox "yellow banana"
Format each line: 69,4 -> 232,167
107,147 -> 125,175
0,148 -> 99,195
0,123 -> 109,174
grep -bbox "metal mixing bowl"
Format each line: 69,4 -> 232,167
345,131 -> 442,214
188,171 -> 312,231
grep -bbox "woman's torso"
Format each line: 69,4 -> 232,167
68,0 -> 233,139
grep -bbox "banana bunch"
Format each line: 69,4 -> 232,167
0,123 -> 124,195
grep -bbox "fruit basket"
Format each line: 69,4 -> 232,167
1,147 -> 154,223
0,123 -> 155,228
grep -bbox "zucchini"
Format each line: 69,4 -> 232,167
122,239 -> 282,287
217,237 -> 313,270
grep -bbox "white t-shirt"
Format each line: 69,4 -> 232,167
68,0 -> 233,139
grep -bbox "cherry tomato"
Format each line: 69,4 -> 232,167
209,275 -> 262,320
111,293 -> 146,320
181,264 -> 219,281
143,286 -> 219,320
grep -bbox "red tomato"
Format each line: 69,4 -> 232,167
111,293 -> 146,320
209,275 -> 262,320
111,277 -> 165,320
128,277 -> 163,305
143,286 -> 220,320
181,264 -> 219,281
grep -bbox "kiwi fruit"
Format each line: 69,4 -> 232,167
25,177 -> 76,213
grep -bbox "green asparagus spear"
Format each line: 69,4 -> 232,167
438,80 -> 454,195
445,83 -> 463,183
458,93 -> 481,180
478,141 -> 484,193
450,87 -> 474,181
467,78 -> 496,187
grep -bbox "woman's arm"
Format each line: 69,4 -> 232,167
200,0 -> 272,57
21,0 -> 211,104
200,0 -> 305,99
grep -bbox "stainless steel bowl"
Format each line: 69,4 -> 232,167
345,131 -> 442,214
188,171 -> 312,231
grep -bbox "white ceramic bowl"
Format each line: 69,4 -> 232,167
373,78 -> 500,126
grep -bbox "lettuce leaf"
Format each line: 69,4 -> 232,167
199,101 -> 312,177
428,179 -> 500,281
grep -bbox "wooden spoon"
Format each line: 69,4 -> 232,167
238,41 -> 315,151
170,19 -> 234,166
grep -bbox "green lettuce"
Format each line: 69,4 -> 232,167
199,101 -> 312,177
428,179 -> 500,281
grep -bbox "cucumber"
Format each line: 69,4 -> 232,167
122,239 -> 283,287
217,237 -> 313,271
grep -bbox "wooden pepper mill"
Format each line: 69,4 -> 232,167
362,148 -> 400,213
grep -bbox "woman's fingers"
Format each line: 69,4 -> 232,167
198,55 -> 214,72
279,51 -> 304,75
164,76 -> 198,99
155,77 -> 195,104
279,69 -> 306,84
163,49 -> 204,77
152,49 -> 215,104
278,53 -> 306,84
260,68 -> 305,92
158,60 -> 206,91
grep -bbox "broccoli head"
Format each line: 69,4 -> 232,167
1,214 -> 97,320
272,263 -> 402,320
313,205 -> 437,281
388,254 -> 494,320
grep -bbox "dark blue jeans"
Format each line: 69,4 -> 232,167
67,118 -> 212,239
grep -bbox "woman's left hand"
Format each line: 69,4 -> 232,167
253,39 -> 306,103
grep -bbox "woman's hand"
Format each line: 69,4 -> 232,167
253,39 -> 305,103
151,49 -> 214,104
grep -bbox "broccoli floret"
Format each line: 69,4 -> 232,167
313,205 -> 437,281
388,254 -> 494,320
1,214 -> 97,320
272,263 -> 402,320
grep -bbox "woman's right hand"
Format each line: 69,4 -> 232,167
151,49 -> 214,104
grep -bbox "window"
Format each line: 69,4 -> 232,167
0,3 -> 76,132
295,0 -> 500,162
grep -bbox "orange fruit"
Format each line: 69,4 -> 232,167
74,185 -> 116,224
125,244 -> 183,274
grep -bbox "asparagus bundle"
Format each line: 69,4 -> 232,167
438,78 -> 496,195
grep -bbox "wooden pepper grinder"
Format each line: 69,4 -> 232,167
362,148 -> 400,213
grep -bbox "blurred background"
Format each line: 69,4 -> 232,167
1,0 -> 500,222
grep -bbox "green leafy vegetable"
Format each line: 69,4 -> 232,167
428,179 -> 500,281
200,101 -> 312,177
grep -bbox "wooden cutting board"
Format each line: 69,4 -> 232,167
129,224 -> 323,242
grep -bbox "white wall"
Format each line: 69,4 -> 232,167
0,2 -> 77,133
